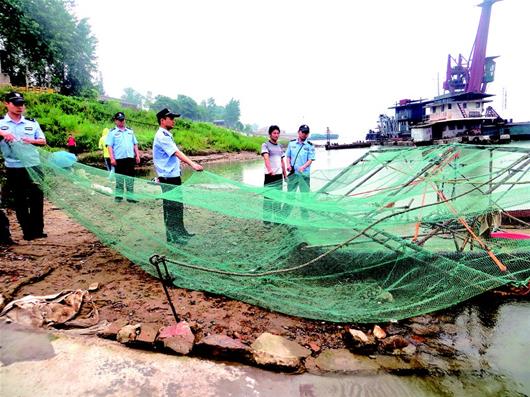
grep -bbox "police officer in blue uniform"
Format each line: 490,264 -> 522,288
153,108 -> 203,243
0,91 -> 47,241
105,112 -> 140,202
284,124 -> 316,218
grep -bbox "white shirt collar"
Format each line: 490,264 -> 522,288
4,113 -> 26,124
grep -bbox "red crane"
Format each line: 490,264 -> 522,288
443,0 -> 500,94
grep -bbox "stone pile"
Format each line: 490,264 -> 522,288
98,315 -> 469,375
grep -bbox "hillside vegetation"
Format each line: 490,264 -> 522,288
0,88 -> 264,155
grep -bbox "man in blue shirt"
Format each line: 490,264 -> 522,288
153,108 -> 203,243
0,91 -> 47,241
284,124 -> 315,218
105,112 -> 140,202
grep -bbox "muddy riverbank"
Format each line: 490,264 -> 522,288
1,200 -> 528,389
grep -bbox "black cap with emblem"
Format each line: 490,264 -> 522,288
4,92 -> 25,106
156,108 -> 181,123
113,112 -> 126,120
298,124 -> 310,134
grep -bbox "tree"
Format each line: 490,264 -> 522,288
144,91 -> 153,110
149,94 -> 244,126
224,98 -> 241,128
61,18 -> 98,96
121,87 -> 145,108
197,100 -> 209,121
0,0 -> 98,95
150,95 -> 179,113
243,123 -> 257,133
174,95 -> 198,120
198,97 -> 223,122
95,72 -> 105,96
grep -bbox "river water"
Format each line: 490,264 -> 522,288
184,141 -> 530,187
145,143 -> 530,395
177,144 -> 369,188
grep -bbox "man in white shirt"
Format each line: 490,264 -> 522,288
261,125 -> 286,224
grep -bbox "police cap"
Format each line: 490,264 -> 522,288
299,124 -> 310,134
156,108 -> 180,122
113,112 -> 126,120
4,91 -> 25,106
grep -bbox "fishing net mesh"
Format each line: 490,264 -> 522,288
12,143 -> 530,322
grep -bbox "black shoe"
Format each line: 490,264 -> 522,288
23,231 -> 47,241
167,231 -> 195,245
114,197 -> 123,202
167,237 -> 189,245
126,199 -> 138,203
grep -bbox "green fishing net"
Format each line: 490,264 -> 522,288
11,143 -> 530,322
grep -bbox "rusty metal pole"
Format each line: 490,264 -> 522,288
149,254 -> 180,323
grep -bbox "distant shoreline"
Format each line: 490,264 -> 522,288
76,149 -> 260,170
189,150 -> 260,164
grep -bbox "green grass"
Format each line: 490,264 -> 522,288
0,88 -> 265,155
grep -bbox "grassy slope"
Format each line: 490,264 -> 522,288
0,89 -> 265,155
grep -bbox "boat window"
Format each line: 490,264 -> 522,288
448,104 -> 452,110
475,102 -> 481,108
463,103 -> 467,109
432,106 -> 436,113
441,105 -> 445,112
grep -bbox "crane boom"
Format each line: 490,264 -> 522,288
443,0 -> 501,94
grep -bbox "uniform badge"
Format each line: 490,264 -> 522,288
0,126 -> 8,130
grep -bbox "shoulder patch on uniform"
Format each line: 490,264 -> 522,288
289,138 -> 296,142
307,141 -> 313,145
162,131 -> 171,137
0,116 -> 4,120
26,118 -> 35,122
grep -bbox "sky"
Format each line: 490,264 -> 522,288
75,0 -> 530,140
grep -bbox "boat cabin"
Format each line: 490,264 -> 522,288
411,92 -> 496,143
